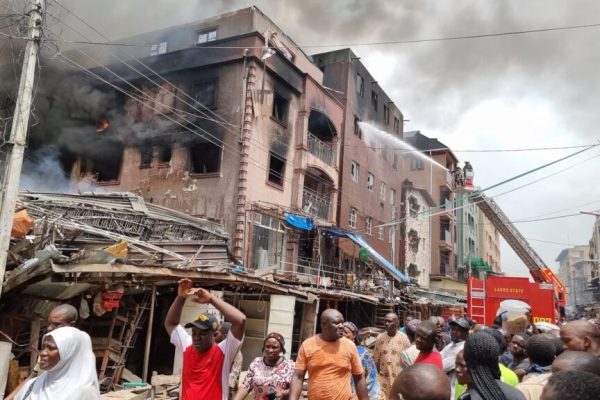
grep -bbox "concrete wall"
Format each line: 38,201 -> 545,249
402,187 -> 433,288
479,211 -> 501,272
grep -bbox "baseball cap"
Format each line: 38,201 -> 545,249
184,313 -> 219,331
449,317 -> 471,330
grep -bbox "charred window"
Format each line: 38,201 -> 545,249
189,142 -> 221,174
139,143 -> 153,168
271,93 -> 288,125
394,117 -> 400,134
383,105 -> 390,125
158,144 -> 172,164
267,152 -> 285,186
371,91 -> 378,111
194,80 -> 217,109
356,74 -> 364,97
354,116 -> 362,138
81,141 -> 124,183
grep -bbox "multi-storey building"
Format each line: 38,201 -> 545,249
556,245 -> 593,308
401,131 -> 459,284
399,180 -> 435,287
479,211 -> 501,273
312,49 -> 408,282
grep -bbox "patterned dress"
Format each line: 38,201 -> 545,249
241,356 -> 295,400
351,346 -> 383,400
372,331 -> 410,398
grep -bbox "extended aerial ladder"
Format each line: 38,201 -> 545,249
469,191 -> 567,307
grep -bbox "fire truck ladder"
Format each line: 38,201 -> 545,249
470,191 -> 566,304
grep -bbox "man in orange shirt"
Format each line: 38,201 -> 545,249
289,309 -> 368,400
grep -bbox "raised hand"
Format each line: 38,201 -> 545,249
177,278 -> 195,298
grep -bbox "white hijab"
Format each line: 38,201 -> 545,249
15,326 -> 100,400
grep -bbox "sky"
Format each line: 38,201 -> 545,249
2,0 -> 600,278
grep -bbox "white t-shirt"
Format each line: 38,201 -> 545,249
170,325 -> 242,400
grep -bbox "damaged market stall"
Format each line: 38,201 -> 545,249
0,192 -> 306,395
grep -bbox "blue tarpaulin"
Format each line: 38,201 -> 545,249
284,214 -> 314,231
323,227 -> 411,284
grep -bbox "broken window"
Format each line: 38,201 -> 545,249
409,196 -> 419,217
150,42 -> 167,56
252,213 -> 285,270
139,143 -> 153,168
194,80 -> 217,109
189,142 -> 221,174
371,90 -> 378,111
349,207 -> 357,228
365,217 -> 373,235
80,141 -> 124,183
158,144 -> 172,164
367,172 -> 374,191
356,74 -> 364,97
267,152 -> 285,186
408,263 -> 420,278
351,161 -> 360,182
354,116 -> 362,138
271,93 -> 289,125
383,104 -> 390,125
197,29 -> 217,44
408,229 -> 420,252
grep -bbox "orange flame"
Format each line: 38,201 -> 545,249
96,117 -> 109,133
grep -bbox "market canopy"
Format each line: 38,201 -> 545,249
323,227 -> 411,284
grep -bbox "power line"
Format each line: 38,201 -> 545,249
346,143 -> 599,153
299,21 -> 600,48
37,20 -> 600,50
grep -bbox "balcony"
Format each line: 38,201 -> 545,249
302,188 -> 331,220
439,229 -> 453,251
307,132 -> 335,166
292,256 -> 347,288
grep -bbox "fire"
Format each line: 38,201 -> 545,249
96,117 -> 109,133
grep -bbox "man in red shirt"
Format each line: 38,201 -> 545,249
165,279 -> 246,400
414,320 -> 443,370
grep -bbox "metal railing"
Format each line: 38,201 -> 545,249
295,256 -> 347,287
302,188 -> 331,220
307,132 -> 335,166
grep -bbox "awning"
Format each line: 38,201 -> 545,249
284,214 -> 314,231
323,227 -> 410,284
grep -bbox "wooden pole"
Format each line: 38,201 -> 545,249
142,285 -> 156,383
29,318 -> 41,373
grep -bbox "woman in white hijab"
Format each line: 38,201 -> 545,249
15,326 -> 100,400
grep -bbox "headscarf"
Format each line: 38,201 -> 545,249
264,332 -> 286,354
15,326 -> 100,400
343,322 -> 361,346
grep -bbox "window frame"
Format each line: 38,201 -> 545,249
267,151 -> 286,188
367,172 -> 374,191
365,216 -> 373,235
349,207 -> 357,228
197,28 -> 217,44
351,161 -> 360,182
193,79 -> 218,109
189,141 -> 222,176
380,181 -> 386,203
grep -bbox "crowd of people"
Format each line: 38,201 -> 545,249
6,278 -> 600,400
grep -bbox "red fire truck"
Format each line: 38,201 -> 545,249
465,191 -> 566,325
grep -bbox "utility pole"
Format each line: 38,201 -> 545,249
0,0 -> 45,300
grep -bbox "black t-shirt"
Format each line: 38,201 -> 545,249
458,380 -> 526,400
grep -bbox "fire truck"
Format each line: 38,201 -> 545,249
459,167 -> 566,325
